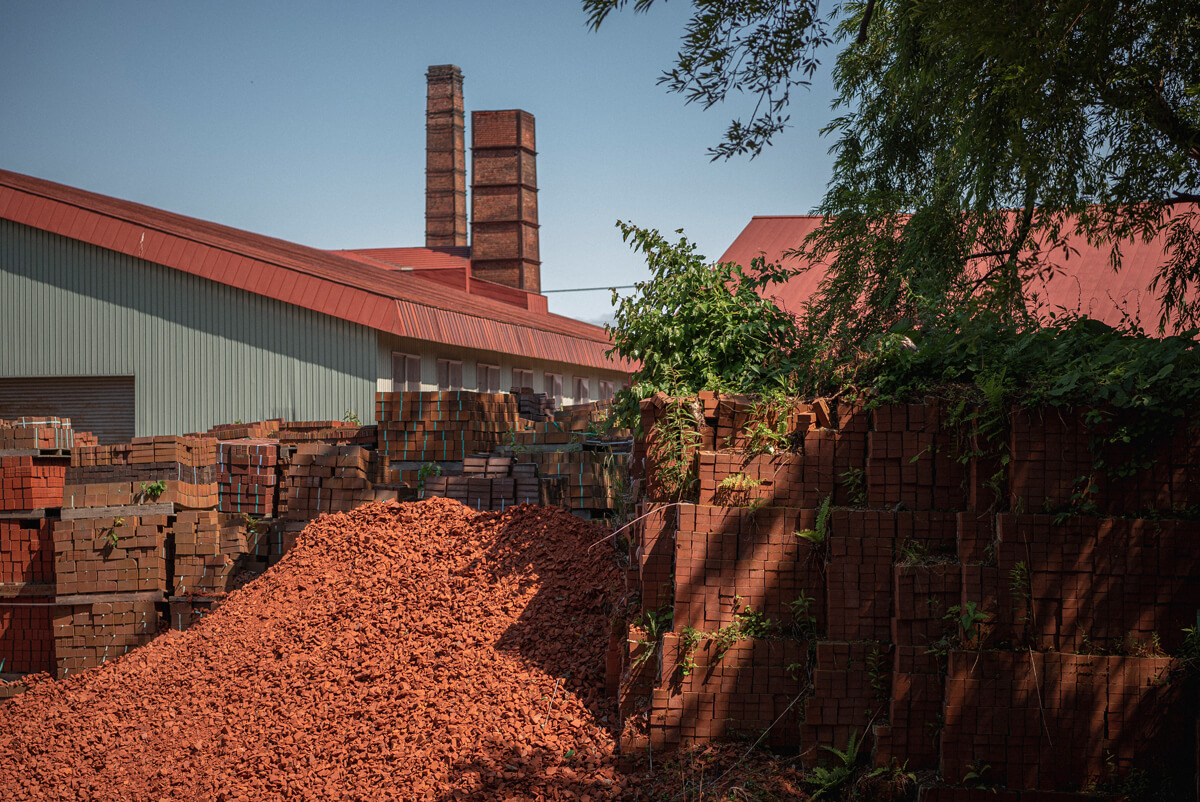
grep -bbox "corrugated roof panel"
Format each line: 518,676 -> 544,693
0,169 -> 628,373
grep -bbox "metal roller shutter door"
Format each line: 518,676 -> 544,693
0,376 -> 135,444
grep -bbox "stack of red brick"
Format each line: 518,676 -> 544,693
282,444 -> 375,537
216,440 -> 280,518
620,393 -> 1198,797
375,391 -> 518,463
0,417 -> 97,451
172,510 -> 253,596
53,515 -> 170,595
0,456 -> 67,511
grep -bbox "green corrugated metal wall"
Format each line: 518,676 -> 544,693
0,218 -> 377,436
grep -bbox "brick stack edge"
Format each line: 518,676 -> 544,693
0,419 -> 92,677
619,393 -> 1199,796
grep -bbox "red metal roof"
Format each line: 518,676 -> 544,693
720,214 -> 1191,330
0,169 -> 628,372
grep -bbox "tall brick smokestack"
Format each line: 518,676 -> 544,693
425,65 -> 467,248
470,110 -> 540,292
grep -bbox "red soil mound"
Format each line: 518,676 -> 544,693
0,499 -> 633,800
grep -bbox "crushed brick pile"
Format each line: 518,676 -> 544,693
0,498 -> 636,800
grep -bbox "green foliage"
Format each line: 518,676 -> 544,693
839,466 -> 866,507
866,646 -> 888,702
416,462 -> 443,490
589,0 -> 1200,345
139,480 -> 167,500
788,592 -> 818,641
807,730 -> 865,800
713,472 -> 763,507
631,608 -> 673,669
928,601 -> 992,658
797,494 -> 832,546
647,398 -> 702,502
677,626 -> 702,678
742,394 -> 796,456
100,516 -> 126,549
605,222 -> 803,427
342,410 -> 361,426
1010,561 -> 1033,644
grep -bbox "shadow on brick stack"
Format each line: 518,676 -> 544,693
617,392 -> 1198,799
421,454 -> 546,511
0,417 -> 96,691
510,401 -> 634,519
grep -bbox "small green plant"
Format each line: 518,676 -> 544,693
797,494 -> 833,546
677,626 -> 702,678
647,398 -> 702,502
839,467 -> 867,506
807,730 -> 864,800
416,462 -> 443,490
343,410 -> 361,425
789,592 -> 818,640
898,539 -> 930,565
742,395 -> 794,456
1009,560 -> 1033,644
140,480 -> 167,500
713,472 -> 763,507
866,646 -> 888,702
928,600 -> 992,657
631,608 -> 673,669
963,760 -> 996,789
100,516 -> 126,549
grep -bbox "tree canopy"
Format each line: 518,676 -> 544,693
586,0 -> 1200,337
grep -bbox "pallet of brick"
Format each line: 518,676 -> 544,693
52,600 -> 159,678
282,444 -> 375,522
61,480 -> 217,512
68,436 -> 218,487
0,604 -> 55,674
518,451 -> 630,511
216,440 -> 280,517
0,417 -> 98,453
375,391 -> 519,461
0,519 -> 54,585
197,419 -> 283,441
173,511 -> 252,596
53,515 -> 169,595
510,389 -> 555,421
0,456 -> 69,512
275,421 -> 377,447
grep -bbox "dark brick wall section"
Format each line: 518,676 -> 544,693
621,391 -> 1200,796
470,110 -> 540,292
425,65 -> 467,248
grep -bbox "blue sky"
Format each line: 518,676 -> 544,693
1,1 -> 839,325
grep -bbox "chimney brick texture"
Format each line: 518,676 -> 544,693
425,65 -> 467,248
471,110 -> 540,293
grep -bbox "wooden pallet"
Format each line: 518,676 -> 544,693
60,503 -> 175,521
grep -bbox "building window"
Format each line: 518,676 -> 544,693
573,377 -> 590,403
391,352 -> 422,391
598,380 -> 615,402
437,359 -> 463,391
477,363 -> 500,394
544,372 -> 562,407
512,368 -> 533,392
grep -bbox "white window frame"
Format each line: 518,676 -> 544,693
544,372 -> 562,407
477,363 -> 501,394
512,368 -> 533,392
391,352 -> 422,392
573,376 -> 591,404
437,359 -> 463,391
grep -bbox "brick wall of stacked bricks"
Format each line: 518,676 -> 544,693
619,392 -> 1199,797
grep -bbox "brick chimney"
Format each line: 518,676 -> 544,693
425,65 -> 467,248
470,110 -> 540,292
